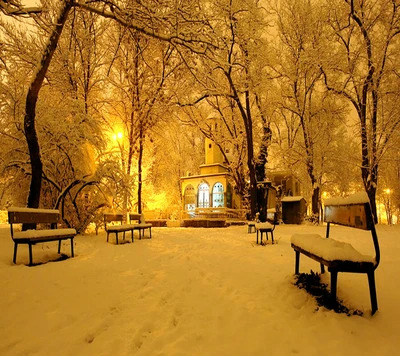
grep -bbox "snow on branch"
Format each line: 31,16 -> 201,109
74,0 -> 216,54
0,0 -> 42,16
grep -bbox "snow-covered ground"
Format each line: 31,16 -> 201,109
0,223 -> 399,355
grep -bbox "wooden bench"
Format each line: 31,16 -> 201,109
247,221 -> 256,233
104,213 -> 136,244
247,212 -> 260,233
129,213 -> 152,240
8,207 -> 76,266
290,192 -> 380,315
256,211 -> 278,245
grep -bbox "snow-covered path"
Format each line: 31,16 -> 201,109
0,224 -> 399,355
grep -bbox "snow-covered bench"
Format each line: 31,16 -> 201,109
256,210 -> 278,245
129,213 -> 152,240
290,192 -> 380,315
8,207 -> 76,266
104,213 -> 136,244
247,221 -> 256,233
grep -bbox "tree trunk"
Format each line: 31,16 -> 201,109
137,127 -> 144,214
255,123 -> 272,222
244,106 -> 257,219
24,0 -> 72,209
312,186 -> 320,217
365,180 -> 378,224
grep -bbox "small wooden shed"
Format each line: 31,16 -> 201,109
281,196 -> 307,224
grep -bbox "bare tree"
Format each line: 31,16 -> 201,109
1,0 -> 214,209
274,0 -> 346,218
322,0 -> 400,220
177,0 -> 272,219
103,21 -> 185,213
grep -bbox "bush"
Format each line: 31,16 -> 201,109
294,270 -> 363,316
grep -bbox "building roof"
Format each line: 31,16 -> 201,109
281,196 -> 305,202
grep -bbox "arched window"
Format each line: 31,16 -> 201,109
184,185 -> 196,211
198,183 -> 210,208
212,182 -> 224,207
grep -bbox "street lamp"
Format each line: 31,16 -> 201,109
113,132 -> 123,141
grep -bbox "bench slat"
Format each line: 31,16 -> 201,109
106,224 -> 136,232
292,244 -> 375,272
129,214 -> 141,222
13,228 -> 76,240
8,211 -> 60,224
133,223 -> 152,229
291,234 -> 374,263
104,213 -> 124,223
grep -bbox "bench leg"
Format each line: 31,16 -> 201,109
367,271 -> 378,315
271,231 -> 274,244
70,238 -> 74,257
106,232 -> 109,243
150,228 -> 152,239
58,240 -> 61,254
330,271 -> 338,306
28,243 -> 33,266
320,263 -> 325,274
13,243 -> 18,264
131,230 -> 134,243
115,232 -> 119,245
294,250 -> 300,274
256,230 -> 259,244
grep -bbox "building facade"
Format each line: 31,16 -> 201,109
181,134 -> 242,215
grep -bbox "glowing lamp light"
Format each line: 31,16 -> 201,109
113,132 -> 123,141
385,189 -> 391,194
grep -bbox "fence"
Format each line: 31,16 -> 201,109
181,207 -> 248,221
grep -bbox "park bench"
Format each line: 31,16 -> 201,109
104,213 -> 135,244
8,207 -> 76,266
129,213 -> 152,239
248,212 -> 260,233
247,221 -> 256,233
255,211 -> 278,245
290,192 -> 380,315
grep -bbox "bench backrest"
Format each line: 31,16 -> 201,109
103,213 -> 125,228
266,211 -> 279,225
324,203 -> 374,230
104,213 -> 124,222
8,208 -> 60,225
324,192 -> 380,267
129,213 -> 142,223
8,208 -> 61,239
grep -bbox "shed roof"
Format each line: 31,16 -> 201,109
281,196 -> 305,202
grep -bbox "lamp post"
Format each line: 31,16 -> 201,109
113,131 -> 129,214
113,132 -> 124,168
